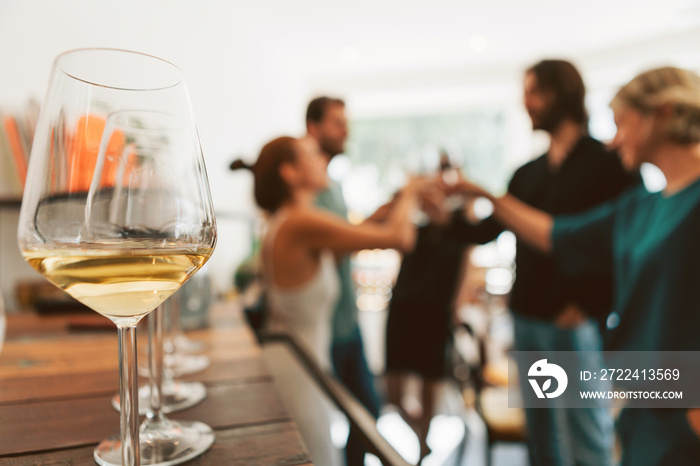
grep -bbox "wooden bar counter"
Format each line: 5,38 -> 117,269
0,302 -> 312,465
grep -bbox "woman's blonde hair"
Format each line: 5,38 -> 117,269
611,66 -> 700,144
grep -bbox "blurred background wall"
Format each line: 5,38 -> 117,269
1,0 -> 700,299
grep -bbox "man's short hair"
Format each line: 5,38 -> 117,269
306,96 -> 345,124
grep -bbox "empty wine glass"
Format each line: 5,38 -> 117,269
139,291 -> 210,380
167,288 -> 208,354
140,304 -> 214,465
113,293 -> 208,415
18,49 -> 216,466
136,293 -> 210,384
92,110 -> 216,466
163,291 -> 210,375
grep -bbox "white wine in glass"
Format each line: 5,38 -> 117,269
23,248 -> 211,319
17,49 -> 216,466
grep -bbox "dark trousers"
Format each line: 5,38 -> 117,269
332,327 -> 381,466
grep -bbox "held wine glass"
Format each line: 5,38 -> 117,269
17,49 -> 216,466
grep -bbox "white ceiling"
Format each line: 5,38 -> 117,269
2,0 -> 699,106
241,0 -> 700,76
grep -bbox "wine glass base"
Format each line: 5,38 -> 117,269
94,420 -> 215,466
112,380 -> 207,415
172,333 -> 207,354
139,354 -> 210,378
168,353 -> 210,376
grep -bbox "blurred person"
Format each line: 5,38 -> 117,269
306,96 -> 387,465
384,159 -> 475,464
448,66 -> 700,466
231,136 -> 421,466
450,60 -> 640,466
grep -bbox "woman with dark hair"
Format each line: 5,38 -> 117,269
449,66 -> 700,466
231,135 -> 420,465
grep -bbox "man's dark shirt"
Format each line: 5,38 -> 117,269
458,135 -> 641,322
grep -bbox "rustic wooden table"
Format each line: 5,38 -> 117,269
0,302 -> 312,465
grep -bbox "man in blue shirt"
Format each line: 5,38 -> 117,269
306,96 -> 382,466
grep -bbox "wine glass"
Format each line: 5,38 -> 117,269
92,111 -> 215,466
167,288 -> 208,354
162,291 -> 210,375
17,49 -> 216,466
137,288 -> 211,382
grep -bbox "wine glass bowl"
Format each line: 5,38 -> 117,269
17,48 -> 216,466
20,111 -> 215,323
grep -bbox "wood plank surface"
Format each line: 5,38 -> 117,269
0,380 -> 289,456
0,421 -> 311,466
0,324 -> 269,404
0,356 -> 270,405
0,302 -> 313,464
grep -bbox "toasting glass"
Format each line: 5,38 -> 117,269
17,49 -> 216,466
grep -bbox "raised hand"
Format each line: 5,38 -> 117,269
440,169 -> 491,199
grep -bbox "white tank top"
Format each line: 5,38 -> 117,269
263,210 -> 340,370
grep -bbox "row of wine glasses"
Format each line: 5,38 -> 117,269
18,48 -> 217,465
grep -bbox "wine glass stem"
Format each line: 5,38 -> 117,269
148,306 -> 164,420
118,324 -> 141,466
